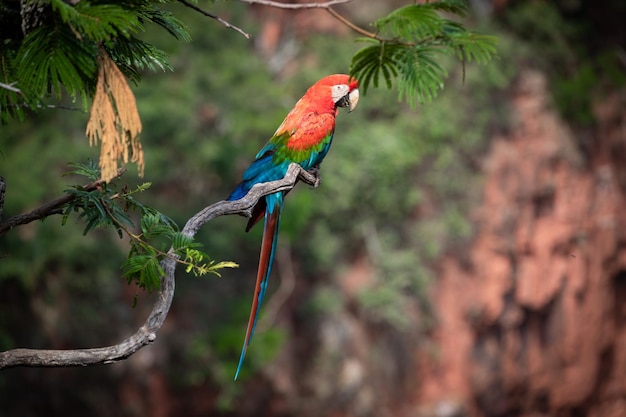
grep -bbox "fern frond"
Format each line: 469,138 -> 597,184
65,161 -> 101,181
140,7 -> 191,42
0,90 -> 26,123
0,44 -> 35,122
122,252 -> 164,290
428,0 -> 469,16
444,31 -> 499,64
172,232 -> 196,252
108,37 -> 173,83
375,4 -> 443,40
17,25 -> 97,102
395,46 -> 448,106
51,0 -> 143,42
350,42 -> 401,94
350,1 -> 497,107
140,213 -> 174,240
351,42 -> 449,107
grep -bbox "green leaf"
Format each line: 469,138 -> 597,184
140,213 -> 174,240
51,0 -> 143,42
122,253 -> 164,291
429,0 -> 469,16
17,25 -> 97,102
172,232 -> 196,252
350,43 -> 402,95
375,3 -> 443,40
445,31 -> 499,64
210,261 -> 239,273
395,45 -> 448,106
65,161 -> 101,181
351,42 -> 449,107
109,203 -> 135,229
108,37 -> 173,83
135,182 -> 152,193
350,1 -> 497,107
140,7 -> 191,42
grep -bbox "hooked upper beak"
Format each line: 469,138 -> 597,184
336,88 -> 360,112
347,88 -> 359,112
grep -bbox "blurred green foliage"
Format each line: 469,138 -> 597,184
0,0 -> 533,414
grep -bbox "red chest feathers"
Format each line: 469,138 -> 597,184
283,112 -> 336,151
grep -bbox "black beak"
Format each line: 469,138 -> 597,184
335,94 -> 351,109
337,89 -> 359,112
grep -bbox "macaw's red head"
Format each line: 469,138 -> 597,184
303,74 -> 360,114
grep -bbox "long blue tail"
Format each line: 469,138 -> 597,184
234,192 -> 283,380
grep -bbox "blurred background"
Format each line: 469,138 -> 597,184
1,0 -> 625,416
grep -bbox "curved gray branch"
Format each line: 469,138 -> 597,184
0,168 -> 127,238
0,163 -> 318,369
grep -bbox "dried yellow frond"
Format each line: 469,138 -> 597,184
86,48 -> 144,182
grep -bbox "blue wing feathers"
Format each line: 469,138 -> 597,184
227,151 -> 290,201
230,129 -> 336,380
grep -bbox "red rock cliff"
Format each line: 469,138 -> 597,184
418,70 -> 626,417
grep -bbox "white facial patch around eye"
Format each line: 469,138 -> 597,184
331,84 -> 350,104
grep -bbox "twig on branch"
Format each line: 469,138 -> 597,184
0,177 -> 5,222
177,0 -> 251,39
179,0 -> 372,43
239,0 -> 351,9
326,6 -> 377,39
0,82 -> 21,94
239,0 -> 377,39
0,168 -> 127,238
41,104 -> 86,112
0,163 -> 318,369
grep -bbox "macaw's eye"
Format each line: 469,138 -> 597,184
331,84 -> 350,104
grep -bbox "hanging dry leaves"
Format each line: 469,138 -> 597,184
86,48 -> 144,182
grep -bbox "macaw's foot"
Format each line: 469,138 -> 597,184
300,166 -> 321,188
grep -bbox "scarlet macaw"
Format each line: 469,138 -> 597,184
228,74 -> 360,380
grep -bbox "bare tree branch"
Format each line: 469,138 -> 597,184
177,0 -> 364,42
0,82 -> 21,94
325,6 -> 377,38
239,0 -> 351,9
239,0 -> 377,39
178,0 -> 251,39
0,163 -> 318,369
0,168 -> 126,238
